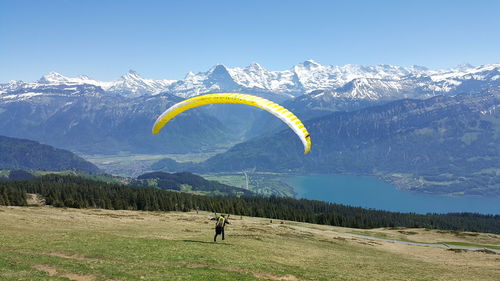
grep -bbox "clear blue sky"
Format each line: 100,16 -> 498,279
1,0 -> 499,82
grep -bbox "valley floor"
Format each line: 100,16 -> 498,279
0,206 -> 499,281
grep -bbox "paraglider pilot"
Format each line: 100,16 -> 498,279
210,214 -> 230,242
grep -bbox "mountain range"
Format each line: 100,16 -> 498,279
3,61 -> 499,99
0,61 -> 499,156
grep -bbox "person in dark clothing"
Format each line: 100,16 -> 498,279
210,214 -> 230,242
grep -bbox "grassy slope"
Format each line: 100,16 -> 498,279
0,207 -> 499,281
345,228 -> 500,249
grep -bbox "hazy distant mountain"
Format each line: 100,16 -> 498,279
0,135 -> 100,173
0,84 -> 235,154
245,92 -> 384,138
168,88 -> 500,196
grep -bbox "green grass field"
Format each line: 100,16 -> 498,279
1,206 -> 499,281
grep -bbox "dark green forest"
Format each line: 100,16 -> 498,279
1,174 -> 499,234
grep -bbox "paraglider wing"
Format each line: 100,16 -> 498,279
152,93 -> 311,154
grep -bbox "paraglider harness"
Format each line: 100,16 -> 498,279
215,215 -> 225,234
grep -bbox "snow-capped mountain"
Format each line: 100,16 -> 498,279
2,61 -> 499,101
105,70 -> 176,97
164,61 -> 499,99
2,70 -> 176,98
164,60 -> 431,98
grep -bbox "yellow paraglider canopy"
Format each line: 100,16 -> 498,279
152,93 -> 311,154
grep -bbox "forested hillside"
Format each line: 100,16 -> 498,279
1,174 -> 499,234
0,135 -> 100,173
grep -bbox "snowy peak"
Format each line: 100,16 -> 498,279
208,64 -> 231,78
107,70 -> 176,97
39,72 -> 72,84
116,70 -> 149,89
246,62 -> 264,71
298,59 -> 321,69
184,72 -> 195,79
169,64 -> 244,97
121,69 -> 141,80
38,72 -> 101,85
455,63 -> 475,72
39,72 -> 62,83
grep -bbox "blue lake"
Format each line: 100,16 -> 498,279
285,174 -> 500,215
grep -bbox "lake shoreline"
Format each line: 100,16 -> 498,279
283,174 -> 500,215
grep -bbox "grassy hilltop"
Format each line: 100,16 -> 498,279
1,206 -> 499,281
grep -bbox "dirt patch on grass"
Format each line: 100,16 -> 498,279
398,230 -> 418,235
44,252 -> 101,262
252,272 -> 300,280
437,230 -> 479,237
33,264 -> 58,276
355,240 -> 381,247
183,228 -> 201,233
32,264 -> 97,281
0,249 -> 105,263
447,248 -> 468,253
